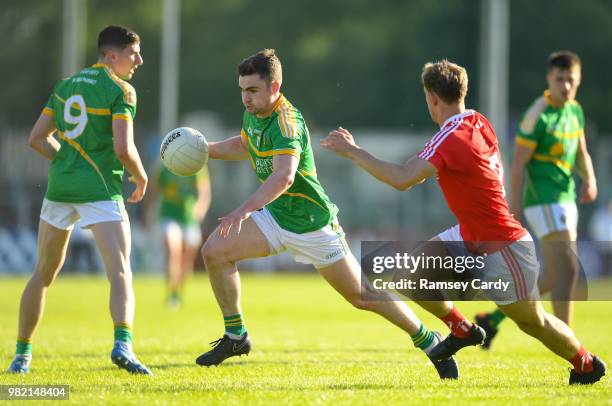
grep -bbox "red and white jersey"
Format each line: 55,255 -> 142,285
418,110 -> 527,253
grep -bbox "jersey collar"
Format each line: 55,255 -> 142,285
543,90 -> 563,108
271,93 -> 286,113
255,94 -> 285,119
440,109 -> 475,129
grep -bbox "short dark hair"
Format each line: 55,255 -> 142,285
548,50 -> 581,71
237,49 -> 282,84
97,25 -> 140,54
421,60 -> 468,104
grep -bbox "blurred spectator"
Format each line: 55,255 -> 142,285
589,199 -> 612,276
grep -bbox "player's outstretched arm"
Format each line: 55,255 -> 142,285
113,118 -> 148,203
509,143 -> 535,219
209,135 -> 249,161
321,127 -> 436,191
575,134 -> 597,203
217,154 -> 298,238
28,111 -> 60,160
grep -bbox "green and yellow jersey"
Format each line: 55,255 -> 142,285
241,94 -> 338,234
157,165 -> 208,225
43,63 -> 137,203
515,90 -> 584,207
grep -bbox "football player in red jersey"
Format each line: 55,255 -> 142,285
321,60 -> 605,385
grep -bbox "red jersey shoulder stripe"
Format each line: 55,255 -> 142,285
418,118 -> 462,160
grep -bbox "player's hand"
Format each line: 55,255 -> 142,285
580,179 -> 597,203
218,207 -> 251,238
320,127 -> 359,157
127,174 -> 148,203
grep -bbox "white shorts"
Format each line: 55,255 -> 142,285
40,198 -> 129,230
161,219 -> 202,247
438,224 -> 540,304
251,207 -> 349,269
523,202 -> 578,239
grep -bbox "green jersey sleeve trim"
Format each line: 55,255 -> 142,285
515,136 -> 537,149
112,113 -> 132,121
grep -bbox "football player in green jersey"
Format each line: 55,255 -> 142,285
7,26 -> 151,374
476,51 -> 598,348
194,49 -> 458,379
148,165 -> 211,308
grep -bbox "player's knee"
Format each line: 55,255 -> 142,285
34,258 -> 64,286
113,267 -> 133,280
34,269 -> 58,287
346,286 -> 380,311
347,295 -> 371,311
200,241 -> 217,267
201,239 -> 230,269
108,266 -> 133,286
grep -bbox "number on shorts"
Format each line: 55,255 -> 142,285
63,95 -> 88,139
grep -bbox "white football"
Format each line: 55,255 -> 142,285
160,127 -> 209,176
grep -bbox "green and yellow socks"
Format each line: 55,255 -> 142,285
114,323 -> 133,349
167,290 -> 182,308
411,323 -> 439,354
15,338 -> 32,359
224,314 -> 246,339
487,309 -> 507,328
14,325 -> 134,363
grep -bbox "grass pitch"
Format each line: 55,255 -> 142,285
1,273 -> 611,405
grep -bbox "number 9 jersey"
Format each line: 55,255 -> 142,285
42,63 -> 137,203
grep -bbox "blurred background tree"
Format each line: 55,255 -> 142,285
2,0 -> 611,135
